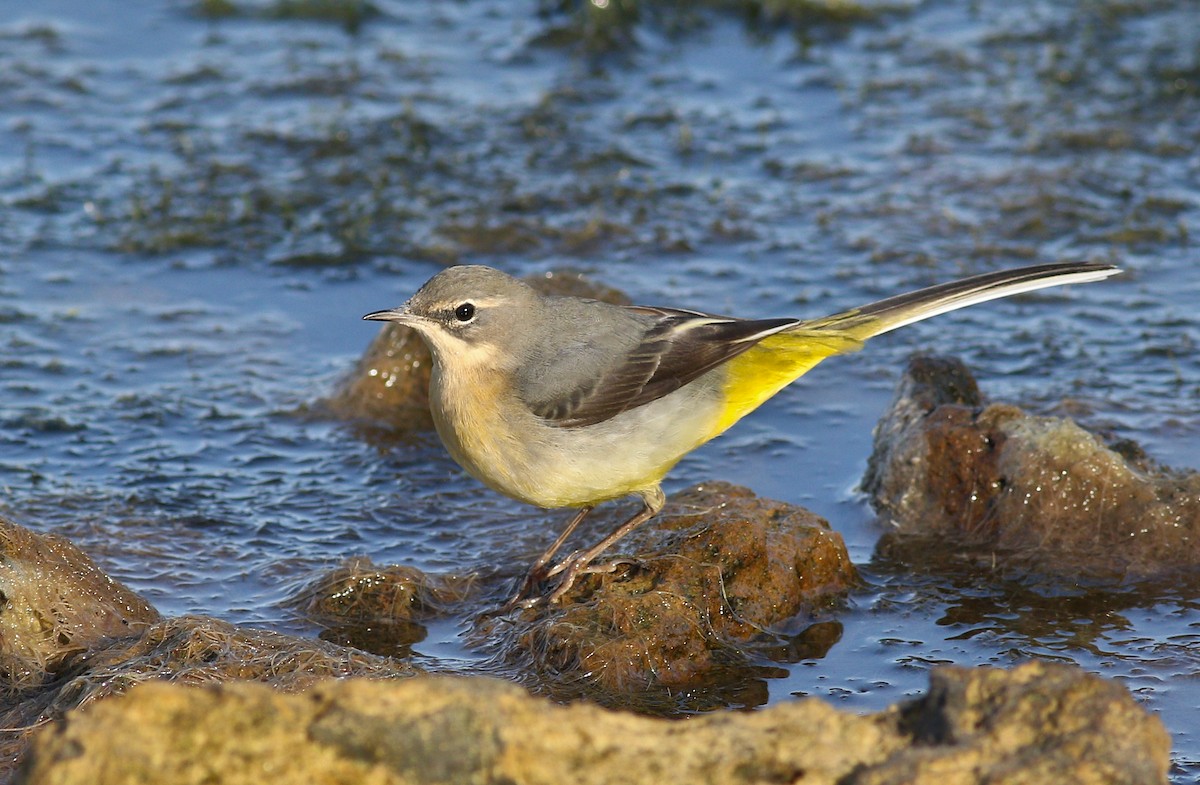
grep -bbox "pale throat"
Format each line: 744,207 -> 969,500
428,338 -> 515,443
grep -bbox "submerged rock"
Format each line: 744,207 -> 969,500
287,557 -> 473,655
482,482 -> 858,704
864,355 -> 1200,576
325,267 -> 629,431
15,661 -> 1169,785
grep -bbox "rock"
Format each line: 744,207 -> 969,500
1,614 -> 418,778
517,267 -> 632,304
324,266 -> 630,431
271,483 -> 854,706
15,661 -> 1169,785
74,614 -> 418,690
866,662 -> 1171,785
863,355 -> 1200,577
0,517 -> 418,780
286,557 -> 472,655
0,516 -> 160,692
483,482 -> 859,704
325,315 -> 437,430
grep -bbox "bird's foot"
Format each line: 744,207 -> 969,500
541,556 -> 639,606
493,555 -> 641,613
493,567 -> 554,615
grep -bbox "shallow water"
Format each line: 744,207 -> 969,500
1,0 -> 1198,777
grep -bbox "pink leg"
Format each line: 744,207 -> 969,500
498,505 -> 593,612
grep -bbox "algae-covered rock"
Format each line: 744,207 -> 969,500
15,662 -> 1169,785
863,354 -> 1200,577
486,482 -> 859,701
0,516 -> 160,691
287,557 -> 472,654
1,614 -> 418,779
73,614 -> 418,691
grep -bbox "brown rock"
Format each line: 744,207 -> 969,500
859,662 -> 1171,785
15,662 -> 1169,785
489,482 -> 859,701
287,557 -> 473,655
518,266 -> 632,304
1,614 -> 418,778
324,266 -> 629,431
0,517 -> 419,780
78,614 -> 418,689
0,516 -> 160,692
863,355 -> 1200,577
325,317 -> 436,430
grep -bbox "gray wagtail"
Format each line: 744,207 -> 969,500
364,261 -> 1119,609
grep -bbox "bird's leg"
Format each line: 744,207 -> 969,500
498,505 -> 593,612
528,505 -> 595,578
542,487 -> 666,606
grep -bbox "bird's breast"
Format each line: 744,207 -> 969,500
428,362 -> 725,509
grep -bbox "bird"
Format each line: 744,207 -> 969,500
363,261 -> 1119,609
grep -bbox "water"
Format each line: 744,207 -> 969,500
1,0 -> 1197,777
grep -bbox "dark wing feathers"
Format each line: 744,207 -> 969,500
624,304 -> 716,319
530,310 -> 797,428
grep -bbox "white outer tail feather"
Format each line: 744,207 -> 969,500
872,266 -> 1121,336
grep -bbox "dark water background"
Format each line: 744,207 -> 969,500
1,0 -> 1198,778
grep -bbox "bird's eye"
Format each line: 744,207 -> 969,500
454,302 -> 476,322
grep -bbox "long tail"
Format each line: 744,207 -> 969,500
709,261 -> 1119,438
802,261 -> 1121,340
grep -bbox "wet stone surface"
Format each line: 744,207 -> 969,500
865,355 -> 1200,578
14,663 -> 1171,785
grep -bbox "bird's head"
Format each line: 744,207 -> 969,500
363,265 -> 540,370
